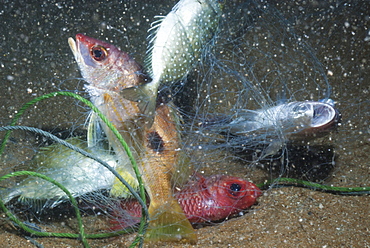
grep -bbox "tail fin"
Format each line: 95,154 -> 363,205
145,198 -> 197,244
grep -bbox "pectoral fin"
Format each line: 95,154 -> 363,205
120,84 -> 157,127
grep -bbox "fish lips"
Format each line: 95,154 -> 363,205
302,101 -> 341,136
68,34 -> 99,68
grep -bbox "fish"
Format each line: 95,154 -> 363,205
204,99 -> 341,158
0,137 -> 119,210
69,33 -> 148,197
109,173 -> 262,230
227,99 -> 340,138
140,102 -> 196,243
69,34 -> 196,243
120,0 -> 223,125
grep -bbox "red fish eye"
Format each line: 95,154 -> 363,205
91,45 -> 107,61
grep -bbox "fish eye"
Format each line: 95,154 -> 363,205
228,183 -> 243,197
91,45 -> 107,61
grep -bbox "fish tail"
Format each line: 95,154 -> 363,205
145,198 -> 197,244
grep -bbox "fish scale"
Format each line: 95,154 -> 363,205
121,0 -> 223,126
147,1 -> 219,81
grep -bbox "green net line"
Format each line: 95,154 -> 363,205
257,178 -> 370,195
0,91 -> 148,248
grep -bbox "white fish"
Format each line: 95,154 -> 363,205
228,99 -> 340,137
121,0 -> 223,125
1,137 -> 118,209
208,99 -> 341,158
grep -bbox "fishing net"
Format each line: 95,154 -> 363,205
176,0 -> 336,182
1,0 -> 369,247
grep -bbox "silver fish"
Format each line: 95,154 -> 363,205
121,0 -> 223,125
211,99 -> 341,158
1,138 -> 118,209
229,100 -> 339,135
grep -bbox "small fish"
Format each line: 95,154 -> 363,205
69,34 -> 148,197
69,34 -> 196,243
109,174 -> 262,230
121,0 -> 223,125
208,99 -> 341,158
0,137 -> 118,209
228,99 -> 340,138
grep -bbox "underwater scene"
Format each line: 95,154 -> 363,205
1,0 -> 369,247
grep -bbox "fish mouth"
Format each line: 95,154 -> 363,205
68,34 -> 95,68
68,36 -> 83,66
68,37 -> 77,55
253,187 -> 262,198
311,103 -> 340,128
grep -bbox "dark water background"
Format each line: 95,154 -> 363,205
0,0 -> 369,247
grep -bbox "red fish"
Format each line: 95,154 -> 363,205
110,174 -> 262,230
69,34 -> 196,242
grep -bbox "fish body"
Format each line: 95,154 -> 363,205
208,99 -> 341,158
140,103 -> 196,243
69,34 -> 148,197
69,34 -> 196,243
110,174 -> 262,229
228,100 -> 340,139
121,0 -> 223,123
1,137 -> 118,209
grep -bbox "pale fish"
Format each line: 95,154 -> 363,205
0,137 -> 118,210
120,0 -> 223,125
211,99 -> 341,158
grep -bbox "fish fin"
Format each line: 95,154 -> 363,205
110,169 -> 139,198
86,111 -> 106,148
144,16 -> 165,77
259,141 -> 284,159
120,84 -> 157,127
145,198 -> 197,244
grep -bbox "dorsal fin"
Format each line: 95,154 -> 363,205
144,16 -> 166,78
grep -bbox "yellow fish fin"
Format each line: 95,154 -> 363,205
110,169 -> 139,198
145,197 -> 197,244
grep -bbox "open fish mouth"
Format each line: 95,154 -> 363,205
311,102 -> 341,128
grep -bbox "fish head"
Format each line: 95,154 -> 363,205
207,175 -> 262,210
68,34 -> 145,91
287,100 -> 341,139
